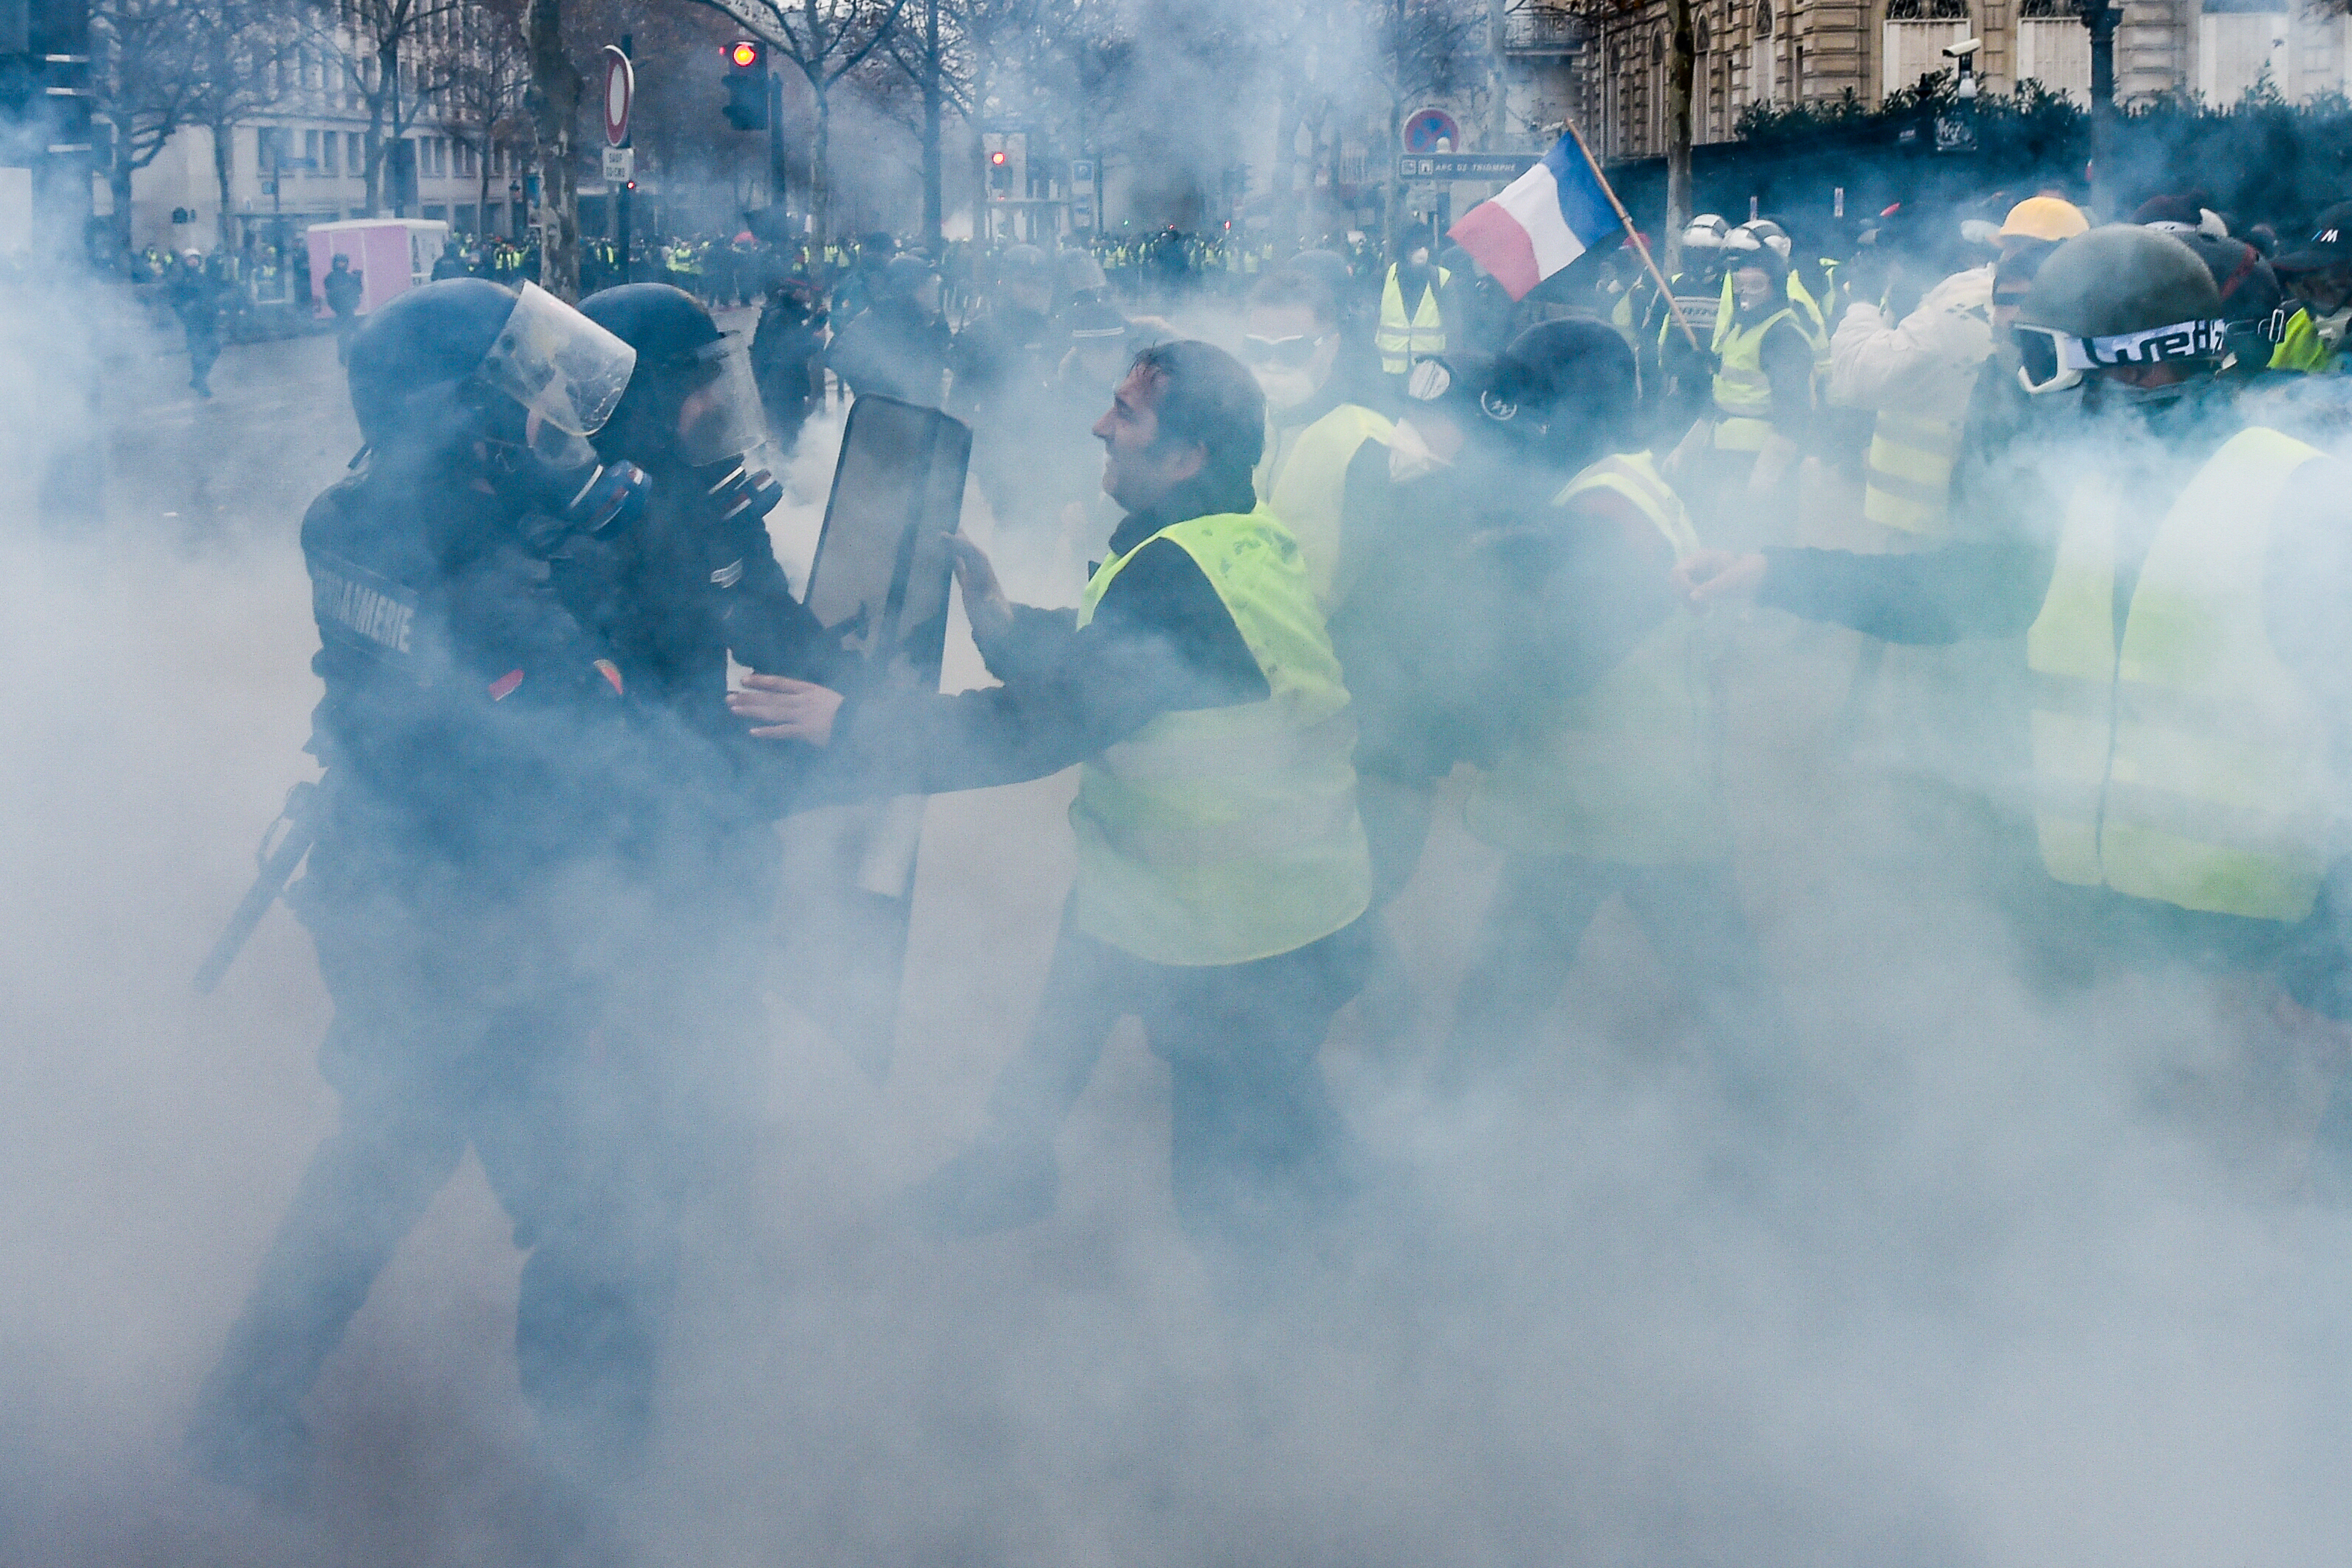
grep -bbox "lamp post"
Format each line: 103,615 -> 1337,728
2078,0 -> 2120,212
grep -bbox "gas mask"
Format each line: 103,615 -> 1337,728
475,283 -> 649,551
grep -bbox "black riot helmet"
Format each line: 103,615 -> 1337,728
1482,317 -> 1640,471
346,277 -> 648,537
580,282 -> 767,472
580,282 -> 780,534
345,276 -> 518,456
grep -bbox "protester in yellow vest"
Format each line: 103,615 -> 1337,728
2266,200 -> 2352,375
1375,244 -> 1450,376
1678,246 -> 1814,541
1673,225 -> 2352,1166
1442,319 -> 1798,1100
731,340 -> 1374,1261
1827,217 -> 2016,541
1243,268 -> 1393,610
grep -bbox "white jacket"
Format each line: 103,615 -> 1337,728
1829,265 -> 1994,417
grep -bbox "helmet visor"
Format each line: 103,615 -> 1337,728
677,335 -> 768,467
2013,316 -> 2225,394
478,282 -> 639,437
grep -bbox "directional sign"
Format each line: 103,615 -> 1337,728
1397,152 -> 1538,181
1402,107 -> 1461,154
601,44 -> 633,148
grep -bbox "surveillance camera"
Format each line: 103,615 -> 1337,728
1941,36 -> 1982,56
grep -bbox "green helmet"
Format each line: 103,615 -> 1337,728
2013,225 -> 2228,393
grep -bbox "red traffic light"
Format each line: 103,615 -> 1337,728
730,41 -> 759,68
989,150 -> 1008,166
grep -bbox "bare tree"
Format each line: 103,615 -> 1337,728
94,0 -> 283,241
192,8 -> 297,230
300,0 -> 469,218
524,0 -> 579,293
1365,0 -> 1480,249
686,0 -> 912,242
874,0 -> 955,245
90,0 -> 220,245
1558,0 -> 1691,264
437,0 -> 531,238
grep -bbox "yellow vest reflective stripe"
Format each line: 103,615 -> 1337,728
1070,508 -> 1373,964
1711,305 -> 1795,452
2268,307 -> 2340,373
2026,427 -> 2335,921
1464,453 -> 1724,864
1255,402 -> 1394,610
1375,265 -> 1450,373
1863,408 -> 1968,535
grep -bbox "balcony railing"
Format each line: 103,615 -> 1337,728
1503,4 -> 1586,54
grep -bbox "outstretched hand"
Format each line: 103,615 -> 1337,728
1672,549 -> 1770,609
728,673 -> 844,745
949,531 -> 1014,648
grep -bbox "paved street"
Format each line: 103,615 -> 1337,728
6,288 -> 2351,1567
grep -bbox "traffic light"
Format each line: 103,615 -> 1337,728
987,147 -> 1011,193
724,40 -> 768,131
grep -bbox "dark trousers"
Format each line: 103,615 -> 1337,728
185,324 -> 220,391
192,875 -> 679,1482
987,897 -> 1371,1257
1450,854 -> 1797,1111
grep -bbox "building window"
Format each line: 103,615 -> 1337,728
1694,10 -> 1712,51
303,128 -> 320,174
350,131 -> 366,174
1757,0 -> 1773,35
1885,0 -> 1970,16
321,131 -> 338,175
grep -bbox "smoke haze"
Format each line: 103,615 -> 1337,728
6,269 -> 2352,1568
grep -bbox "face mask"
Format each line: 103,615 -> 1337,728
1254,365 -> 1317,411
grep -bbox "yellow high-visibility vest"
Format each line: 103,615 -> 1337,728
1464,452 -> 1724,864
1718,267 -> 1830,376
2026,426 -> 2335,921
1255,402 -> 1394,610
1710,303 -> 1797,452
2269,306 -> 2343,374
1069,508 -> 1372,965
1863,409 -> 1968,535
1375,265 -> 1450,373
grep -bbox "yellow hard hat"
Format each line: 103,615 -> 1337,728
1998,197 -> 2090,243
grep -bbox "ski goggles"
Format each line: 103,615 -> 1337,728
1240,332 -> 1330,369
2012,316 -> 2227,394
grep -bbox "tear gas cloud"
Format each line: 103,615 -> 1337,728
10,48 -> 2352,1568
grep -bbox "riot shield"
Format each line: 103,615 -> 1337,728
777,396 -> 970,1083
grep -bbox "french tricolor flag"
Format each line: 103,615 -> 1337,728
1448,133 -> 1626,301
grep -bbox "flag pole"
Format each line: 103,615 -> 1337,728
1562,116 -> 1701,352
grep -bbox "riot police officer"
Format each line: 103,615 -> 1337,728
186,279 -> 666,1505
553,284 -> 861,1398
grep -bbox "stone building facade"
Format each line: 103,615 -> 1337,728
1545,0 -> 2352,162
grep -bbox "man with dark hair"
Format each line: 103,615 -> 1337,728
730,340 -> 1375,1270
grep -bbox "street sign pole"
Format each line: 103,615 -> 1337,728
604,40 -> 633,283
768,72 -> 786,229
